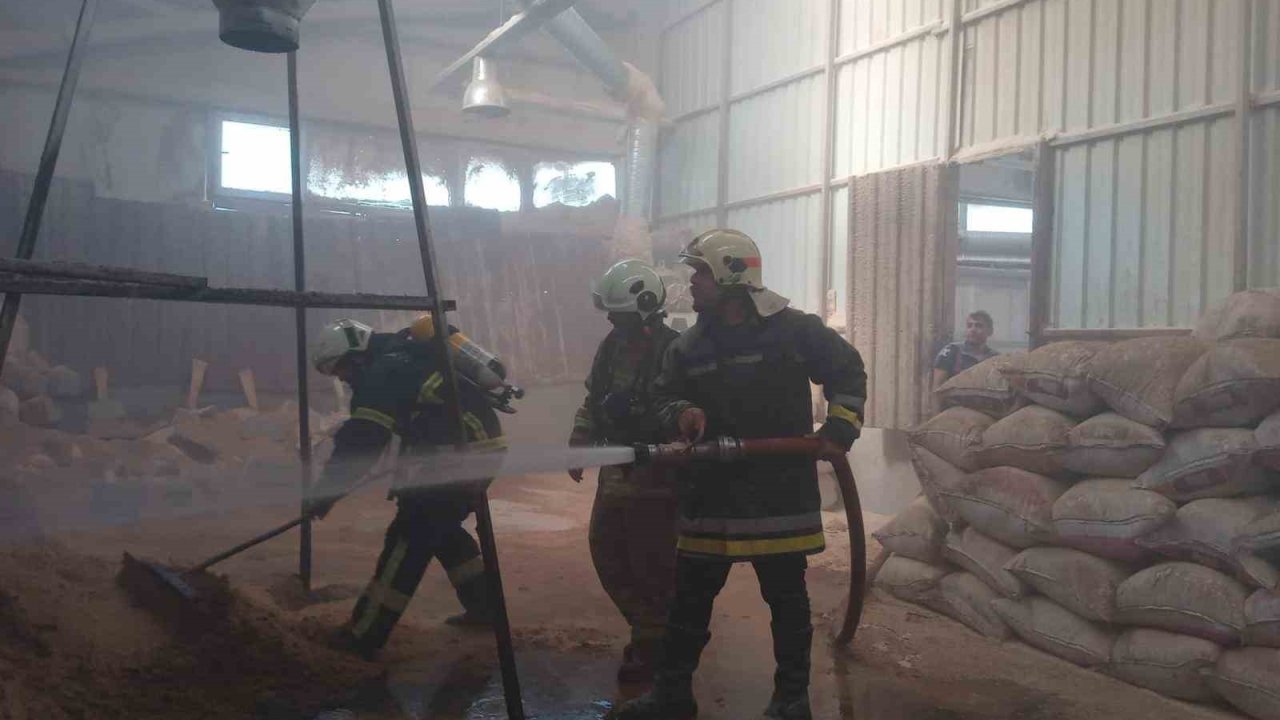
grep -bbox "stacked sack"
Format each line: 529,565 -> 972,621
881,289 -> 1280,719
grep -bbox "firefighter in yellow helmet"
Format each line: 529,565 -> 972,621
610,230 -> 867,720
307,317 -> 511,659
569,259 -> 682,683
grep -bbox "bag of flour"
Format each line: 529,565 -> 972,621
1051,478 -> 1175,562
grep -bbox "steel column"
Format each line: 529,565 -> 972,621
0,0 -> 99,377
287,51 -> 315,591
375,0 -> 524,717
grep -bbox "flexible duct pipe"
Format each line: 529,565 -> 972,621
531,6 -> 664,232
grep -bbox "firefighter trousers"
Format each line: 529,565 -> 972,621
658,553 -> 812,697
589,465 -> 680,662
347,489 -> 489,652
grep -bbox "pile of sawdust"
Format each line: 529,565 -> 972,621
0,541 -> 384,720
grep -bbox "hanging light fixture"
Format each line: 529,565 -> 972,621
462,56 -> 511,118
212,0 -> 317,53
462,0 -> 511,118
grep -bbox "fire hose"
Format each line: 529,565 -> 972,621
633,436 -> 866,645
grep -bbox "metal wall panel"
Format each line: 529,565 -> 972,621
1260,0 -> 1280,92
660,0 -> 726,117
665,0 -> 719,28
1052,117 -> 1239,329
848,163 -> 953,430
963,0 -> 1240,147
730,0 -> 828,94
838,0 -> 945,57
659,111 -> 721,216
1250,108 -> 1280,287
727,74 -> 826,201
725,192 -> 824,312
830,184 -> 851,326
832,31 -> 946,178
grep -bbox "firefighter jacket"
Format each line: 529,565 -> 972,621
571,322 -> 681,500
651,308 -> 867,560
572,322 -> 682,445
315,331 -> 505,503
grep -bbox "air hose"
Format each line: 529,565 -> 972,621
634,436 -> 865,645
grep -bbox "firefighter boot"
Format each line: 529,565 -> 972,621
762,625 -> 813,720
445,574 -> 493,627
608,625 -> 708,719
617,626 -> 664,683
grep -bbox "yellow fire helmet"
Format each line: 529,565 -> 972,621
679,228 -> 789,316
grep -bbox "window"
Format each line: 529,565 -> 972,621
532,161 -> 617,208
218,118 -> 292,196
310,171 -> 451,208
464,158 -> 521,212
964,203 -> 1033,234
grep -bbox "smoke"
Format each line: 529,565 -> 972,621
0,444 -> 638,545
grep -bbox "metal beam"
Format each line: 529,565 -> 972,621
0,270 -> 457,311
1040,327 -> 1193,342
1050,102 -> 1235,148
0,0 -> 98,379
377,1 -> 524,718
287,50 -> 314,593
1236,0 -> 1255,292
428,0 -> 579,92
714,0 -> 733,227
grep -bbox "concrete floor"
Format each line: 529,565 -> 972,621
30,382 -> 1243,719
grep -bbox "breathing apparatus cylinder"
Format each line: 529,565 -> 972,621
409,313 -> 508,393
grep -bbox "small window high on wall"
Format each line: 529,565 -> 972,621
218,118 -> 292,196
310,172 -> 451,208
464,157 -> 521,212
532,161 -> 617,208
963,203 -> 1033,234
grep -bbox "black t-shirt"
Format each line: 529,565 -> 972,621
933,342 -> 999,377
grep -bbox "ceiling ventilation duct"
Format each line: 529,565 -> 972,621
212,0 -> 317,53
462,56 -> 512,118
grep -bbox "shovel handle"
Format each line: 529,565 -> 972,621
189,515 -> 305,575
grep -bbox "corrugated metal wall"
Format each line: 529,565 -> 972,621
726,193 -> 825,311
657,0 -> 1280,426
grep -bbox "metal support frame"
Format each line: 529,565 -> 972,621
1028,141 -> 1056,349
287,51 -> 314,591
0,0 -> 528,712
377,0 -> 524,717
0,0 -> 99,377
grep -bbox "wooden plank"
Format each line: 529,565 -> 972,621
1085,140 -> 1115,329
1041,327 -> 1192,342
1113,135 -> 1144,328
1029,142 -> 1055,347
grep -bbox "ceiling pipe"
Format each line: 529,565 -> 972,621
523,3 -> 665,261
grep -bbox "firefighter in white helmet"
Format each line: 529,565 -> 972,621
610,230 -> 867,720
308,317 -> 508,659
568,259 -> 682,683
